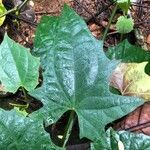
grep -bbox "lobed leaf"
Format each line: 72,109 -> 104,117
91,128 -> 150,150
0,1 -> 6,26
0,109 -> 62,150
106,39 -> 150,63
30,5 -> 143,141
0,34 -> 40,93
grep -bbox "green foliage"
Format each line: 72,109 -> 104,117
30,5 -> 143,142
116,16 -> 134,34
0,108 -> 61,150
91,128 -> 150,150
0,5 -> 147,149
0,34 -> 40,93
106,39 -> 150,63
0,1 -> 6,26
117,0 -> 131,14
107,40 -> 150,97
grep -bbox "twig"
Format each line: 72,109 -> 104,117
135,21 -> 150,26
35,11 -> 60,15
9,14 -> 37,27
0,0 -> 29,18
8,19 -> 32,47
107,31 -> 118,35
131,3 -> 150,9
87,1 -> 115,23
74,0 -> 94,18
137,0 -> 143,19
18,0 -> 29,11
127,121 -> 150,132
0,7 -> 17,18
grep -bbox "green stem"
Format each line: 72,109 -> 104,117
21,87 -> 28,101
102,4 -> 118,41
0,0 -> 29,18
62,111 -> 75,149
0,7 -> 17,18
120,33 -> 124,42
18,0 -> 29,12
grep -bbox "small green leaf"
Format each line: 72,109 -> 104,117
91,128 -> 150,150
0,109 -> 61,149
117,0 -> 131,13
0,34 -> 40,93
30,5 -> 143,141
116,16 -> 134,34
14,107 -> 29,116
0,1 -> 6,26
106,39 -> 150,63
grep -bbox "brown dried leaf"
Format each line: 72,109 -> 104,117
113,102 -> 150,135
111,62 -> 150,101
0,84 -> 4,91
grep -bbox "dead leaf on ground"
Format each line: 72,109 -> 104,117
113,102 -> 150,135
111,62 -> 150,101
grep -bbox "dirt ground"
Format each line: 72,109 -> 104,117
12,0 -> 149,50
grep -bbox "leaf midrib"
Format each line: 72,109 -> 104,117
7,38 -> 23,88
52,16 -> 76,109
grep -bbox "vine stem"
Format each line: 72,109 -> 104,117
21,87 -> 28,101
120,33 -> 124,42
18,0 -> 29,10
102,4 -> 118,41
0,0 -> 29,18
62,111 -> 75,149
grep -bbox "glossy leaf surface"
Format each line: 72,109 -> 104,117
91,128 -> 150,150
106,39 -> 150,63
30,5 -> 143,141
0,1 -> 6,26
0,109 -> 61,150
0,34 -> 40,93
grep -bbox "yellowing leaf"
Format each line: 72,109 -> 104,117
0,2 -> 6,26
111,62 -> 150,101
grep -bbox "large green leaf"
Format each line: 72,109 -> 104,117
0,109 -> 61,150
0,34 -> 40,93
30,5 -> 143,141
91,128 -> 150,150
106,39 -> 150,63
